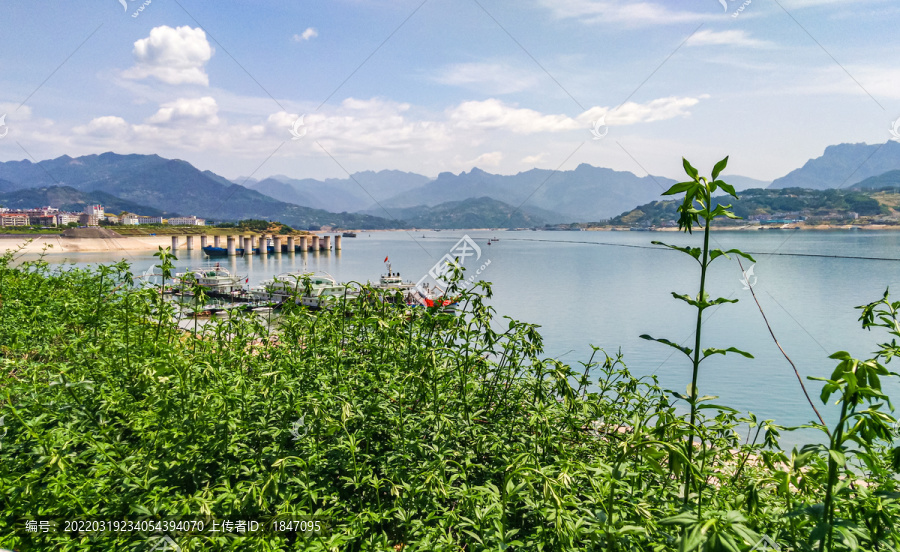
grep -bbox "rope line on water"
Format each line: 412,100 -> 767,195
490,236 -> 900,262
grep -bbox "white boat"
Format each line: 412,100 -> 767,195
249,271 -> 354,309
372,262 -> 453,308
175,264 -> 246,294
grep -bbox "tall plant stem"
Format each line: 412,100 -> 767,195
820,397 -> 848,552
684,211 -> 711,503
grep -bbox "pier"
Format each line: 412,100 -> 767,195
169,233 -> 344,256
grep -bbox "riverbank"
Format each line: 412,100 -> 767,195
0,234 -> 175,254
589,223 -> 900,231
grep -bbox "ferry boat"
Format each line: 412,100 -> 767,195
175,264 -> 246,295
342,232 -> 357,238
249,271 -> 354,309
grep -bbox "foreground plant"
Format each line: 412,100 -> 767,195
641,156 -> 755,505
797,289 -> 900,551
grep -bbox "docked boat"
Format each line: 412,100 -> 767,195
249,271 -> 354,309
175,264 -> 246,295
203,245 -> 247,257
371,262 -> 454,308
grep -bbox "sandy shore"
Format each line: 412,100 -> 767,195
0,235 -> 176,254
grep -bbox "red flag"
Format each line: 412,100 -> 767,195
384,256 -> 389,262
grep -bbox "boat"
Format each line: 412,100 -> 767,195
175,264 -> 247,295
203,245 -> 246,257
371,262 -> 454,309
249,271 -> 354,309
342,232 -> 357,238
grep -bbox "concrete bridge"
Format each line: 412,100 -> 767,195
169,233 -> 343,255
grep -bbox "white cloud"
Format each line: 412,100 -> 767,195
47,93 -> 707,178
578,96 -> 707,126
123,26 -> 213,86
521,153 -> 548,165
448,99 -> 580,134
433,62 -> 541,94
686,29 -> 770,47
73,116 -> 132,138
292,27 -> 319,42
147,97 -> 219,125
537,0 -> 706,26
469,151 -> 504,167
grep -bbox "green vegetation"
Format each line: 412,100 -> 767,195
2,158 -> 900,550
0,226 -> 62,234
606,188 -> 893,228
642,157 -> 755,512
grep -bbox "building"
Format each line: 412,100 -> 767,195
78,214 -> 100,226
0,213 -> 29,227
28,214 -> 56,227
56,213 -> 80,226
103,214 -> 119,224
121,214 -> 140,225
84,204 -> 104,217
167,216 -> 206,226
138,216 -> 164,225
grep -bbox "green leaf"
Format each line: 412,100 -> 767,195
682,157 -> 699,180
713,180 -> 738,199
662,181 -> 697,196
711,156 -> 729,180
709,248 -> 756,264
828,449 -> 847,467
652,241 -> 702,261
702,346 -> 754,360
640,334 -> 692,357
659,511 -> 697,526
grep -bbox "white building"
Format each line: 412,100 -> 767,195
84,204 -> 104,217
138,216 -> 164,224
167,216 -> 206,226
56,213 -> 80,226
121,214 -> 140,225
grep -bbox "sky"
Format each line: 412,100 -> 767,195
0,0 -> 898,184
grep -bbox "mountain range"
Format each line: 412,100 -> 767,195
2,141 -> 900,229
0,153 -> 400,229
244,171 -> 431,213
769,141 -> 900,189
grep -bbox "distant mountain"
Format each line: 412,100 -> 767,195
608,187 -> 887,227
249,178 -> 320,209
245,170 -> 432,212
851,169 -> 900,190
372,165 -> 678,221
719,174 -> 771,191
0,186 -> 169,216
769,141 -> 900,189
0,153 -> 399,229
380,197 -> 553,229
0,179 -> 16,193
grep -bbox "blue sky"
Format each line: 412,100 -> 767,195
0,0 -> 898,183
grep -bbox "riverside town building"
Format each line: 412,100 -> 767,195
0,204 -> 206,228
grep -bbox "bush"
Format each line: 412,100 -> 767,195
1,228 -> 898,551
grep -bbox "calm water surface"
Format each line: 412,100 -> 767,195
21,229 -> 900,447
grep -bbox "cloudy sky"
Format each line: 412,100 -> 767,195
0,0 -> 897,183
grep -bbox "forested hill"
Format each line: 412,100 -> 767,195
606,188 -> 891,227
